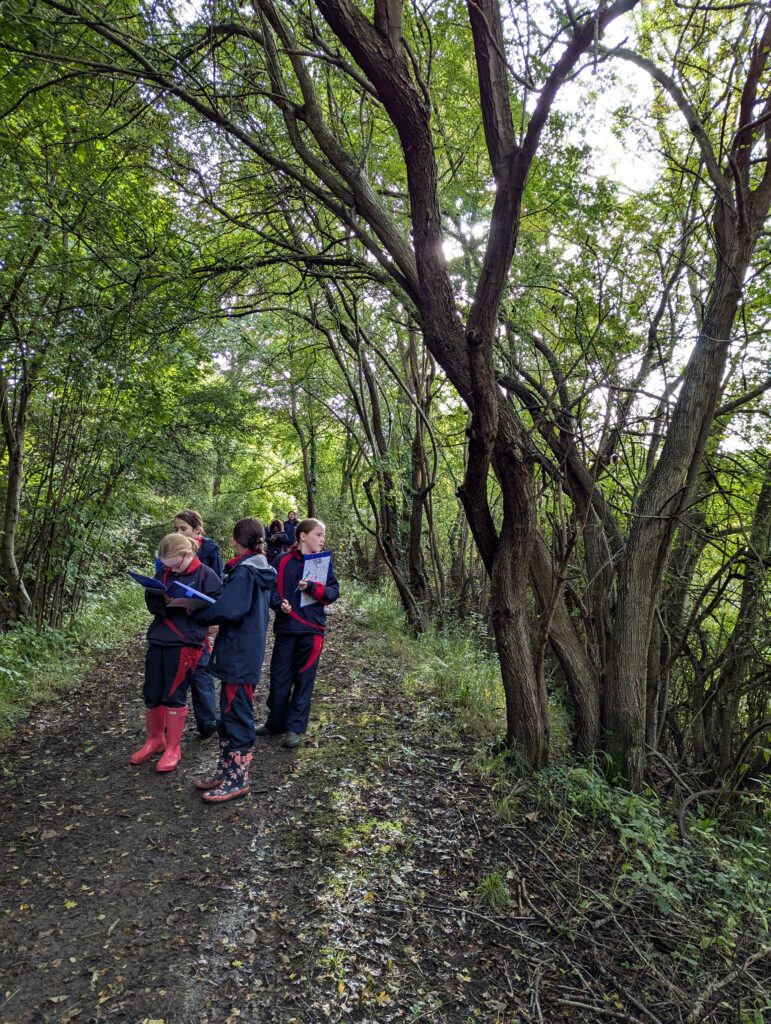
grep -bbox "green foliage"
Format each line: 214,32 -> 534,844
0,582 -> 146,735
348,581 -> 574,750
346,581 -> 410,645
0,622 -> 71,723
349,579 -> 502,737
474,872 -> 511,910
524,761 -> 770,957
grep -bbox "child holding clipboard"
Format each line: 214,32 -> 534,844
130,534 -> 223,772
259,518 -> 339,748
172,509 -> 223,738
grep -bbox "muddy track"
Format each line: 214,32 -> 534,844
1,606 -> 523,1024
1,603 -> 751,1024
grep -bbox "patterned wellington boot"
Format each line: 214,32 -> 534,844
130,706 -> 167,764
201,750 -> 252,804
194,739 -> 230,791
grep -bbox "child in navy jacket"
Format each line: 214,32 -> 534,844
259,517 -> 339,748
173,510 -> 224,738
131,533 -> 223,773
266,519 -> 289,564
193,518 -> 277,802
174,510 -> 224,578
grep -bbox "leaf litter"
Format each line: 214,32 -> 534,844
1,605 -> 764,1023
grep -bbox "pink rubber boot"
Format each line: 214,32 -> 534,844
156,706 -> 187,772
130,706 -> 167,764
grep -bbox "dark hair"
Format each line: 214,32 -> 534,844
174,509 -> 204,532
233,517 -> 265,554
296,517 -> 324,543
269,519 -> 283,533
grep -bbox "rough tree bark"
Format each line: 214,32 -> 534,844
604,19 -> 771,784
312,0 -> 638,766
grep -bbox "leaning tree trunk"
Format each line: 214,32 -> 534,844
605,239 -> 761,784
313,0 -> 637,767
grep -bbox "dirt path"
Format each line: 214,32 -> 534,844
1,604 -> 759,1024
1,606 -> 520,1024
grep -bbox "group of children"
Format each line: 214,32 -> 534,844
130,510 -> 339,804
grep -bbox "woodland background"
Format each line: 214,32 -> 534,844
1,1 -> 769,828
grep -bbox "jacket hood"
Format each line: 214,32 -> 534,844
241,553 -> 277,587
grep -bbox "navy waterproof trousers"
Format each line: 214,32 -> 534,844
265,632 -> 324,735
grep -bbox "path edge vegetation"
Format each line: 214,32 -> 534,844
0,582 -> 147,738
342,582 -> 770,1010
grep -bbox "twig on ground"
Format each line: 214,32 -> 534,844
520,882 -> 668,1024
557,996 -> 645,1022
684,946 -> 771,1024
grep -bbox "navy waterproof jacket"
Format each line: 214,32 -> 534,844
145,559 -> 223,647
198,536 -> 224,579
283,518 -> 297,546
266,530 -> 289,565
196,553 -> 277,684
269,548 -> 339,635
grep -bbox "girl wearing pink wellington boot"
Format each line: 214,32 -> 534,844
131,533 -> 223,772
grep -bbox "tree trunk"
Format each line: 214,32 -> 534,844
605,243 -> 757,784
530,531 -> 600,752
0,366 -> 33,620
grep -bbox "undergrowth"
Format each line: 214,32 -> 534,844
527,759 -> 768,954
349,580 -> 771,1012
346,580 -> 571,752
0,579 -> 146,736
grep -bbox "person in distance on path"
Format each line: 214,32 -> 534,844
283,509 -> 298,546
266,518 -> 290,565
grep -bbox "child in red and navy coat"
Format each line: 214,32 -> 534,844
173,509 -> 224,738
193,518 -> 277,802
258,517 -> 339,749
131,533 -> 223,773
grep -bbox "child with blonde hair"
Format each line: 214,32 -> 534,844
173,509 -> 223,738
131,533 -> 223,772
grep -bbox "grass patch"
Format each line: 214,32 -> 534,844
346,580 -> 573,756
0,579 -> 147,737
474,871 -> 511,909
347,580 -> 504,741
